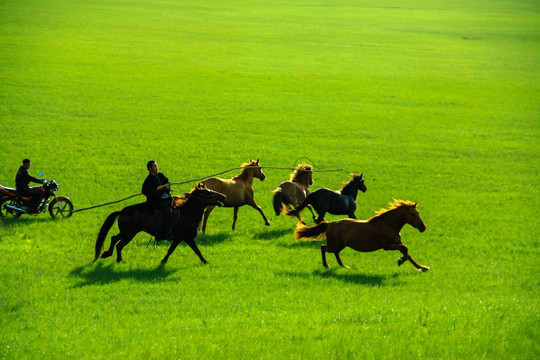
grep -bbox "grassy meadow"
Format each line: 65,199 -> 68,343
1,0 -> 539,358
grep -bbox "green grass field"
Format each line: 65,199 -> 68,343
1,0 -> 538,358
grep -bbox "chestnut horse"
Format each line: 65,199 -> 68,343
201,159 -> 270,233
294,200 -> 429,271
286,173 -> 366,223
272,164 -> 315,223
94,184 -> 226,264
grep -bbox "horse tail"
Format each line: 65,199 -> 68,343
94,211 -> 120,261
294,221 -> 328,242
272,188 -> 284,216
285,193 -> 313,218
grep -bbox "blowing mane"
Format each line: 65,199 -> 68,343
290,164 -> 313,182
241,160 -> 259,169
368,199 -> 416,222
172,194 -> 188,208
341,173 -> 363,192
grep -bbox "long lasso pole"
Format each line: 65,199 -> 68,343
72,164 -> 343,213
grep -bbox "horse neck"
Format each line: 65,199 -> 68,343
341,184 -> 358,199
179,198 -> 206,221
234,168 -> 254,183
376,209 -> 407,233
296,174 -> 311,187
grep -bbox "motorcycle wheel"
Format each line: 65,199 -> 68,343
49,198 -> 74,218
0,198 -> 22,218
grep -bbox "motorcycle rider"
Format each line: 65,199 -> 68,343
16,159 -> 45,213
142,160 -> 173,241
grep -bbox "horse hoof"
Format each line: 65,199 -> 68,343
421,266 -> 430,272
265,222 -> 270,226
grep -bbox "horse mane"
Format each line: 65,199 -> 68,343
290,164 -> 313,182
241,159 -> 259,169
172,194 -> 188,208
368,199 -> 416,223
340,173 -> 363,192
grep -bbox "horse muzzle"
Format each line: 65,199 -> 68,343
418,224 -> 426,232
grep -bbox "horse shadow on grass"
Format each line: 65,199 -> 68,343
197,232 -> 232,246
253,228 -> 291,240
69,262 -> 178,288
280,268 -> 403,287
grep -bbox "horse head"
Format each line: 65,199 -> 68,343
353,173 -> 366,192
190,183 -> 226,207
403,202 -> 426,232
247,158 -> 265,181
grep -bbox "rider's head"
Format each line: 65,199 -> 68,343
22,159 -> 31,169
147,160 -> 158,175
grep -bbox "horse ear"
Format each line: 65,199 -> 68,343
256,159 -> 259,164
414,202 -> 418,207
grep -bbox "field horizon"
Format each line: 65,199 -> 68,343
1,0 -> 538,359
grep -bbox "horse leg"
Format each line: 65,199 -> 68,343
389,244 -> 429,272
161,238 -> 182,263
315,211 -> 326,224
101,233 -> 121,259
115,233 -> 136,263
248,201 -> 271,226
334,250 -> 350,269
321,244 -> 329,268
183,237 -> 208,264
231,206 -> 240,230
407,253 -> 429,271
202,206 -> 215,233
307,205 -> 316,223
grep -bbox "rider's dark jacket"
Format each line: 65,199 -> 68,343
142,172 -> 171,205
15,166 -> 43,191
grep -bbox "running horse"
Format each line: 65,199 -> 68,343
272,163 -> 316,224
94,184 -> 226,263
294,200 -> 429,271
286,173 -> 366,223
201,159 -> 270,233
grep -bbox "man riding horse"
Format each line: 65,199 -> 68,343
142,160 -> 173,241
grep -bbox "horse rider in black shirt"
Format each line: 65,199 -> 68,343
142,160 -> 173,241
16,159 -> 45,213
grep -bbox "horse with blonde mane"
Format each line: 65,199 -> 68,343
272,164 -> 316,224
294,200 -> 429,271
201,159 -> 270,233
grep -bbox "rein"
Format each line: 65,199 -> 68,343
72,163 -> 344,213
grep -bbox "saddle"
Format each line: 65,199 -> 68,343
151,195 -> 185,216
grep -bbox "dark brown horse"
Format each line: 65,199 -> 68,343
286,173 -> 366,223
294,200 -> 429,271
272,164 -> 315,223
201,159 -> 270,233
94,184 -> 226,264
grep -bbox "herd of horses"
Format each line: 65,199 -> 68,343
94,159 -> 429,271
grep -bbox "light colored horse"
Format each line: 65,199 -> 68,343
272,164 -> 315,224
201,159 -> 270,233
294,200 -> 429,271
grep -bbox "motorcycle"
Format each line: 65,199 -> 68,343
0,174 -> 73,218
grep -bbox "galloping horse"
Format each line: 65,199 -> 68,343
286,173 -> 366,223
201,159 -> 270,233
272,164 -> 315,224
94,184 -> 226,264
294,200 -> 429,271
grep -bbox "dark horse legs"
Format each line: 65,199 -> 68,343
161,236 -> 208,264
321,244 -> 349,269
